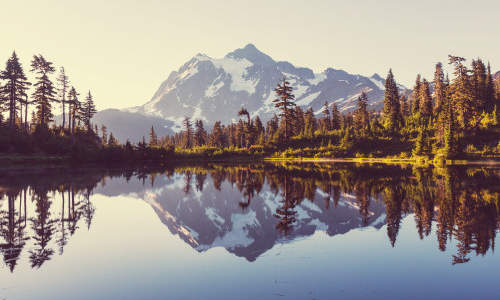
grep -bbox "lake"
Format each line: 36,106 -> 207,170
0,162 -> 499,300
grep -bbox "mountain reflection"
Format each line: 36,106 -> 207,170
0,163 -> 499,272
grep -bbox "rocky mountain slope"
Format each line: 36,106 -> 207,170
96,44 -> 409,140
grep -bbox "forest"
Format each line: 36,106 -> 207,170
1,52 -> 499,164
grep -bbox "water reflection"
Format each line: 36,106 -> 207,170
0,163 -> 499,273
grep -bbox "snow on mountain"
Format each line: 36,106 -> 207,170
97,44 -> 408,140
95,172 -> 387,262
127,44 -> 406,127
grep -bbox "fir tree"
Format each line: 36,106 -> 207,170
183,116 -> 193,148
485,63 -> 495,112
30,55 -> 56,127
412,74 -> 422,114
433,63 -> 446,114
383,69 -> 402,133
419,79 -> 433,122
209,121 -> 225,147
81,91 -> 97,131
56,67 -> 70,129
321,101 -> 331,131
0,52 -> 31,129
448,55 -> 474,129
67,87 -> 80,133
108,132 -> 118,146
354,91 -> 370,134
194,120 -> 207,146
443,100 -> 456,158
149,126 -> 158,146
101,125 -> 108,145
303,108 -> 315,138
273,76 -> 296,140
331,103 -> 341,130
400,95 -> 409,119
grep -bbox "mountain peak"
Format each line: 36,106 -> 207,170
225,43 -> 275,66
371,73 -> 384,81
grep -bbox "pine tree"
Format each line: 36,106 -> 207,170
81,91 -> 97,131
0,52 -> 31,129
149,126 -> 158,146
273,76 -> 296,140
412,74 -> 422,114
108,132 -> 118,146
101,125 -> 108,145
383,69 -> 402,133
30,55 -> 56,127
331,103 -> 341,130
183,116 -> 193,148
485,63 -> 495,112
194,120 -> 207,146
321,101 -> 331,131
444,100 -> 456,157
354,91 -> 370,134
303,108 -> 315,137
433,63 -> 446,114
67,87 -> 80,133
448,55 -> 474,129
56,67 -> 70,129
209,121 -> 225,147
419,79 -> 433,122
400,95 -> 409,119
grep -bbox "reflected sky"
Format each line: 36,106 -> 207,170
0,163 -> 499,300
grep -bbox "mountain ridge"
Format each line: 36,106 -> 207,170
95,44 -> 409,140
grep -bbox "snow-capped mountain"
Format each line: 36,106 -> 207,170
96,43 -> 408,140
96,171 -> 386,261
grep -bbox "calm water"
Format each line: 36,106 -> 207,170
0,162 -> 499,300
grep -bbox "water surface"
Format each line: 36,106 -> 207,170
0,163 -> 499,300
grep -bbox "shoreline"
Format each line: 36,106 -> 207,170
1,153 -> 500,167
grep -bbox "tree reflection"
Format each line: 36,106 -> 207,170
0,162 -> 498,271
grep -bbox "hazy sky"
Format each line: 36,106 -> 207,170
2,0 -> 499,110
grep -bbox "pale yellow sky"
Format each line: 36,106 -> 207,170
2,0 -> 499,110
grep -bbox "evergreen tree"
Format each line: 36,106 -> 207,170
149,126 -> 158,146
101,125 -> 108,145
183,116 -> 193,148
485,63 -> 495,112
444,101 -> 456,157
412,74 -> 422,114
81,91 -> 97,131
448,55 -> 474,129
321,101 -> 331,131
383,69 -> 402,133
30,55 -> 56,127
209,121 -> 225,147
0,52 -> 30,129
67,87 -> 80,133
354,91 -> 370,134
419,79 -> 433,122
56,67 -> 70,129
108,132 -> 118,146
303,107 -> 315,137
330,103 -> 341,130
433,63 -> 446,114
273,76 -> 296,140
194,120 -> 207,146
400,95 -> 409,119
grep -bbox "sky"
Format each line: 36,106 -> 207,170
2,0 -> 499,110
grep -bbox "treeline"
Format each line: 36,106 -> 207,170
2,52 -> 500,162
0,51 -> 178,162
0,52 -> 102,157
157,55 -> 500,160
